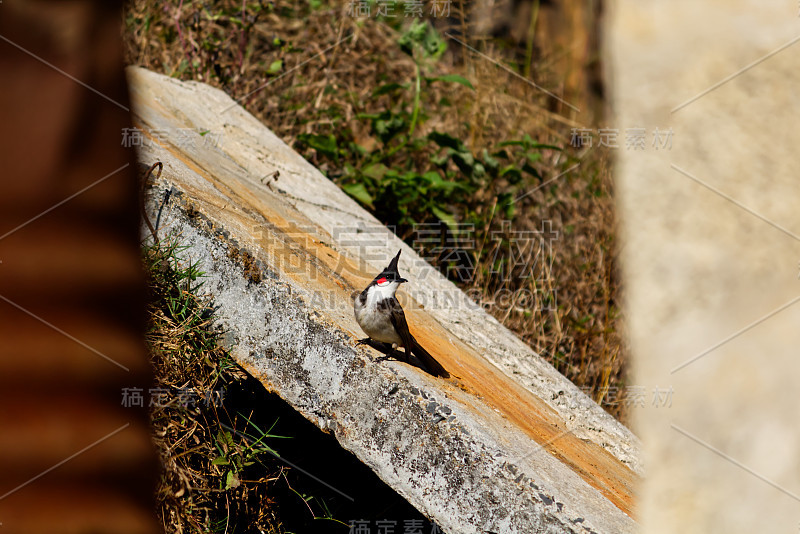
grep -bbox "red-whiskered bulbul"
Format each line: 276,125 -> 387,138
354,250 -> 449,378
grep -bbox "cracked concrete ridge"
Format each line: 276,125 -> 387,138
128,66 -> 640,533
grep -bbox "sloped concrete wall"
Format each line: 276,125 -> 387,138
608,1 -> 800,531
128,66 -> 639,533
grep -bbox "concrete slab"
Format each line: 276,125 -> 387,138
128,66 -> 640,533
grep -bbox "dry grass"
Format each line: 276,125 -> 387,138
143,237 -> 285,533
125,0 -> 627,425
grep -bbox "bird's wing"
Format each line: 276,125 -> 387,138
388,298 -> 449,378
388,297 -> 414,349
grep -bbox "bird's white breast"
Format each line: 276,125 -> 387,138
354,282 -> 402,344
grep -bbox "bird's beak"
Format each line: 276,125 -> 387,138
398,277 -> 408,284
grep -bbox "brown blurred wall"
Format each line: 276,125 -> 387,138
0,1 -> 160,532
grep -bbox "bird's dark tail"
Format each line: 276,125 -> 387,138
409,338 -> 450,378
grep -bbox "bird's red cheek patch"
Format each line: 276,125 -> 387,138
377,277 -> 387,286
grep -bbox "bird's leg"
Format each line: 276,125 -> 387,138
389,344 -> 411,364
378,343 -> 407,363
356,338 -> 396,357
356,338 -> 384,350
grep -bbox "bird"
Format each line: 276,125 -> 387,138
354,250 -> 449,378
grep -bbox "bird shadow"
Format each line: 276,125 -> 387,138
356,338 -> 425,369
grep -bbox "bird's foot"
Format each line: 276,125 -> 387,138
356,338 -> 394,354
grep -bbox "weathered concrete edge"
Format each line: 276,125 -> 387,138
126,65 -> 642,476
141,176 -> 636,534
